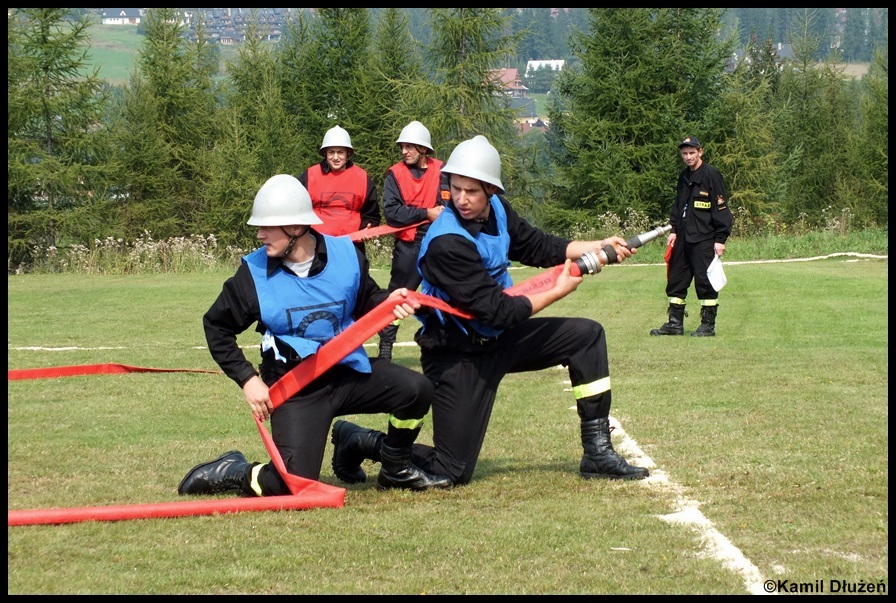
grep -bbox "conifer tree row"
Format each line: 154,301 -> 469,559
7,8 -> 888,271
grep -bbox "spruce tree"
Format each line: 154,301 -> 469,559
7,8 -> 110,270
300,8 -> 375,164
548,8 -> 730,228
704,59 -> 783,229
223,13 -> 299,179
202,14 -> 293,248
775,11 -> 860,226
364,8 -> 428,189
841,9 -> 871,63
105,69 -> 181,240
135,8 -> 219,235
422,9 -> 520,189
201,108 -> 262,251
857,48 -> 888,226
275,10 -> 320,174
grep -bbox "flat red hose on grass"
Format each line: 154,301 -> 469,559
8,233 -> 590,526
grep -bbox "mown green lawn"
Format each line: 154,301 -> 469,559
8,254 -> 888,594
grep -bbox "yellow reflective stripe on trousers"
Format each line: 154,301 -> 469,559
250,463 -> 264,497
572,376 -> 611,400
668,297 -> 686,305
389,415 -> 424,430
701,299 -> 718,307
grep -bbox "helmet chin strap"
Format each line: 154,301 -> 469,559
281,225 -> 310,258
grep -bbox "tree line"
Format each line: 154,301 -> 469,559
398,8 -> 888,70
7,8 -> 889,272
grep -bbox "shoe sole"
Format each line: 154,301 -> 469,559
375,481 -> 453,491
580,471 -> 649,481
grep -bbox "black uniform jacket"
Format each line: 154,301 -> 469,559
203,231 -> 388,387
668,161 -> 732,244
416,195 -> 570,353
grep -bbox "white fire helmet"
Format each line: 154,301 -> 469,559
441,135 -> 504,192
396,120 -> 433,152
247,174 -> 322,226
319,125 -> 353,156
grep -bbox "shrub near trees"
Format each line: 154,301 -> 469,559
7,8 -> 889,273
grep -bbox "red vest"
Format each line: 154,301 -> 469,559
389,157 -> 444,242
305,163 -> 369,236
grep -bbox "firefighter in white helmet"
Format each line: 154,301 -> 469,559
297,125 -> 380,254
179,174 -> 451,495
376,120 -> 450,360
332,136 -> 650,486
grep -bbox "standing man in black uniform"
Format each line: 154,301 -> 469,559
650,135 -> 732,337
376,120 -> 449,360
330,135 -> 650,486
178,174 -> 450,496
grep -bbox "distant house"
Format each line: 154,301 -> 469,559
525,59 -> 566,77
101,8 -> 142,26
489,68 -> 528,99
489,68 -> 536,119
217,28 -> 244,45
516,116 -> 549,135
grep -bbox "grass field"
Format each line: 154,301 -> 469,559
82,23 -> 143,85
7,253 -> 888,594
83,21 -> 241,85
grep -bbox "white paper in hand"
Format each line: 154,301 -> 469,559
707,255 -> 727,291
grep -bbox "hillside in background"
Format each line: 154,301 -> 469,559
83,12 -> 873,85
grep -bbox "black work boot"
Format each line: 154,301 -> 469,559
178,450 -> 251,495
691,305 -> 718,337
580,418 -> 649,480
377,323 -> 399,360
376,444 -> 453,491
377,341 -> 393,360
330,420 -> 385,484
650,303 -> 686,336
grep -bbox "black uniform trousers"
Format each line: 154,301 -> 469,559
257,360 -> 433,495
666,237 -> 718,301
380,238 -> 424,343
411,316 -> 612,485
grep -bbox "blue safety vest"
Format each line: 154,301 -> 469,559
243,236 -> 371,373
418,195 -> 512,338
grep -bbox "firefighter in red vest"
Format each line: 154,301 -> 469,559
377,121 -> 450,360
298,125 -> 380,254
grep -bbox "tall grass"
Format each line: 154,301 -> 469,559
17,232 -> 247,276
14,226 -> 888,275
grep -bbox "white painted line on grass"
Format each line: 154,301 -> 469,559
610,416 -> 771,596
564,377 -> 769,595
9,346 -> 127,351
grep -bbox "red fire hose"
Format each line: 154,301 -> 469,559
8,224 -> 669,525
347,221 -> 425,242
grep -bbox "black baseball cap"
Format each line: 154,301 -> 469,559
678,135 -> 702,149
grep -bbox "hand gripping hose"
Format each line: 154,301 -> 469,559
506,224 -> 672,296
